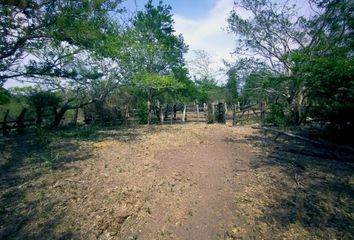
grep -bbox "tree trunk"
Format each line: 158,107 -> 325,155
260,101 -> 266,123
35,107 -> 43,127
232,104 -> 237,126
2,109 -> 9,136
73,106 -> 79,126
16,108 -> 26,135
50,105 -> 69,129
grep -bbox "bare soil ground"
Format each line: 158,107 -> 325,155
0,123 -> 353,239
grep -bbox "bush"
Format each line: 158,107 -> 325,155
136,100 -> 148,124
32,127 -> 53,147
265,103 -> 288,126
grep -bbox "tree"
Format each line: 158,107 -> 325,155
0,0 -> 125,128
227,0 -> 312,124
228,0 -> 354,126
223,62 -> 239,105
291,0 -> 354,127
0,87 -> 10,105
228,0 -> 309,75
0,0 -> 123,85
27,45 -> 125,128
189,50 -> 218,85
28,91 -> 62,126
188,50 -> 224,103
121,0 -> 191,122
121,0 -> 188,77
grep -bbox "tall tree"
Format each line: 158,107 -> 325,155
0,0 -> 123,85
227,0 -> 313,124
122,0 -> 190,111
291,0 -> 354,126
25,42 -> 125,128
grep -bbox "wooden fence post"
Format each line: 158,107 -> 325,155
185,105 -> 187,121
216,102 -> 226,123
233,104 -> 237,126
147,100 -> 151,124
159,105 -> 163,125
17,108 -> 26,135
207,103 -> 214,124
2,109 -> 10,136
182,104 -> 186,123
173,104 -> 177,120
124,105 -> 129,126
261,101 -> 266,123
196,104 -> 199,122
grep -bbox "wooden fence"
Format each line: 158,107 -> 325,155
0,108 -> 55,136
1,102 -> 267,136
143,101 -> 266,125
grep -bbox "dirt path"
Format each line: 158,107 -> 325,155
1,124 -> 353,240
135,129 -> 253,240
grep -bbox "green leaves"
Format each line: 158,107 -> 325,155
128,0 -> 188,74
0,88 -> 10,105
133,72 -> 185,91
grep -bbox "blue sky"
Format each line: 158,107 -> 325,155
123,0 -> 217,19
123,0 -> 238,78
121,0 -> 312,80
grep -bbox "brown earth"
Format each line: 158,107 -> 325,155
0,123 -> 353,240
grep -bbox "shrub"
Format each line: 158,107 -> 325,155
136,100 -> 148,124
32,127 -> 53,147
265,103 -> 288,126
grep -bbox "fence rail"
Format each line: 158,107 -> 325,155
1,108 -> 56,136
1,101 -> 267,136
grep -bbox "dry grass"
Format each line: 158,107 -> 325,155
0,123 -> 353,239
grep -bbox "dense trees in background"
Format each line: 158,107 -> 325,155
0,0 -> 196,127
227,0 -> 354,128
1,0 -> 126,127
122,0 -> 193,122
1,0 -> 353,133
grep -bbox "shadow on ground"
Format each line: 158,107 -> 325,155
0,124 -> 164,240
224,131 -> 354,239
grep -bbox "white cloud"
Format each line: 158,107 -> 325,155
173,0 -> 236,68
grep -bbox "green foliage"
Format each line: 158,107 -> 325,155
224,63 -> 240,104
129,0 -> 188,73
0,0 -> 123,83
136,99 -> 148,124
289,0 -> 354,126
228,0 -> 354,127
265,103 -> 288,126
117,0 -> 193,112
134,72 -> 185,91
0,88 -> 10,105
28,92 -> 62,110
0,95 -> 29,120
32,127 -> 53,147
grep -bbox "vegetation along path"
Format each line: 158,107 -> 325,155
0,123 -> 353,239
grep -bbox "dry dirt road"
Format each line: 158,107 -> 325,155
0,123 -> 353,240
